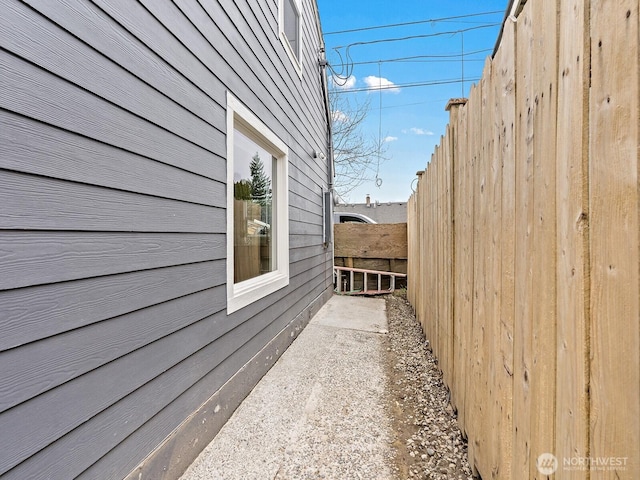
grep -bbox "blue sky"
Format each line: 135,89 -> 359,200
316,0 -> 508,203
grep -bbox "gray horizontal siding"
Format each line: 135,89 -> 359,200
0,50 -> 224,179
290,207 -> 323,227
290,244 -> 330,264
290,190 -> 324,216
0,293 -> 226,476
290,222 -> 324,238
289,153 -> 329,194
23,0 -> 227,120
290,232 -> 324,249
0,112 -> 224,206
0,232 -> 224,291
0,284 -> 227,413
5,313 -> 242,480
1,0 -> 223,152
0,0 -> 332,478
290,252 -> 331,278
0,170 -> 224,232
289,170 -> 324,206
0,261 -> 222,351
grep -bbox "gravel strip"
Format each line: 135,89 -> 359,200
384,291 -> 474,480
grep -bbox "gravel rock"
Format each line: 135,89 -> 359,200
384,291 -> 474,480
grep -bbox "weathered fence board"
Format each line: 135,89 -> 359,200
494,17 -> 516,480
529,0 -> 559,475
447,98 -> 467,438
555,0 -> 590,476
589,0 -> 640,476
512,6 -> 536,477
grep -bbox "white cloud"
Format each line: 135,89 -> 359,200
383,136 -> 398,143
330,75 -> 356,90
363,75 -> 400,94
409,127 -> 435,136
332,110 -> 349,123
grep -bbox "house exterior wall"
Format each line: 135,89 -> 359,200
0,1 -> 333,479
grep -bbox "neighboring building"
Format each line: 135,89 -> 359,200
0,1 -> 333,479
335,195 -> 408,224
334,212 -> 377,224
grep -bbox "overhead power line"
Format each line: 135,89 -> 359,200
372,99 -> 453,111
332,77 -> 482,94
327,24 -> 499,82
345,48 -> 493,67
324,10 -> 504,36
334,23 -> 501,50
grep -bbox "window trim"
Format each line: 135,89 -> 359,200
279,0 -> 302,76
226,92 -> 290,314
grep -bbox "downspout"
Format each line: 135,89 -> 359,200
319,51 -> 334,194
492,0 -> 527,57
313,3 -> 335,200
319,49 -> 336,254
314,2 -> 336,258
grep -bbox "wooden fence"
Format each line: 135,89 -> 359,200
334,223 -> 407,291
407,1 -> 639,478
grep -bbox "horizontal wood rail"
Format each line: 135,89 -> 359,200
334,266 -> 407,295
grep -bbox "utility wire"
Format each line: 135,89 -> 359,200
333,23 -> 501,50
372,99 -> 453,110
345,48 -> 493,67
324,10 -> 504,35
327,24 -> 499,82
332,77 -> 481,94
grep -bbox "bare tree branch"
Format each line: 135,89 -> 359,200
330,89 -> 388,199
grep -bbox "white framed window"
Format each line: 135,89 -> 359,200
226,92 -> 289,314
279,0 -> 302,75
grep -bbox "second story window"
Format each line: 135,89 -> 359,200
280,0 -> 302,74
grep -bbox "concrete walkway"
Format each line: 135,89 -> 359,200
180,295 -> 395,480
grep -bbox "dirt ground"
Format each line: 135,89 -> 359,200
383,291 -> 475,480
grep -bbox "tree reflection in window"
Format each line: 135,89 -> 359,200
233,129 -> 276,283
